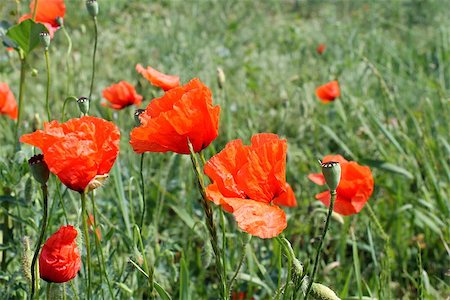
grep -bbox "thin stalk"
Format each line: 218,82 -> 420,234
88,17 -> 98,101
133,225 -> 154,299
62,283 -> 66,300
61,96 -> 78,121
14,57 -> 26,150
46,282 -> 51,300
61,26 -> 73,96
81,192 -> 92,300
304,190 -> 337,299
139,153 -> 146,230
30,184 -> 49,300
188,141 -> 226,299
32,0 -> 39,21
90,192 -> 115,299
220,208 -> 227,295
44,49 -> 51,121
227,235 -> 250,298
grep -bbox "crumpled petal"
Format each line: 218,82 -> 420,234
102,81 -> 142,110
222,198 -> 287,239
0,83 -> 18,120
136,64 -> 180,91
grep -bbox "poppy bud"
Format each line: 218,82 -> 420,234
32,113 -> 42,131
21,236 -> 32,283
319,160 -> 341,191
216,67 -> 226,89
28,154 -> 50,185
86,0 -> 99,17
134,109 -> 145,126
310,283 -> 341,300
39,32 -> 50,49
56,17 -> 64,27
77,97 -> 90,115
85,174 -> 109,193
31,68 -> 39,77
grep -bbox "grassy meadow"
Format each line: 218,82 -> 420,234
0,0 -> 449,299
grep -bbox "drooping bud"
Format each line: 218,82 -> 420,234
310,283 -> 341,300
319,160 -> 341,191
32,113 -> 42,131
39,32 -> 50,49
31,68 -> 38,77
55,17 -> 64,27
77,97 -> 90,115
21,236 -> 32,283
28,154 -> 50,185
86,0 -> 99,17
216,67 -> 226,89
85,174 -> 109,193
134,109 -> 145,126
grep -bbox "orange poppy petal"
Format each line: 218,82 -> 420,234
315,80 -> 340,102
0,83 -> 18,120
222,198 -> 287,239
272,183 -> 297,207
322,154 -> 348,164
29,0 -> 65,28
307,173 -> 326,185
136,64 -> 180,91
204,183 -> 234,213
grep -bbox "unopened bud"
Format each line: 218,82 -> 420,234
134,109 -> 145,126
55,17 -> 64,27
32,113 -> 42,131
77,97 -> 90,115
85,174 -> 109,193
319,160 -> 341,191
39,32 -> 50,49
28,154 -> 50,185
311,283 -> 341,300
21,236 -> 32,283
31,68 -> 38,77
216,67 -> 226,89
86,0 -> 99,17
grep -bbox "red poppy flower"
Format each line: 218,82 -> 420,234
204,133 -> 296,239
18,0 -> 66,38
130,78 -> 220,154
0,83 -> 18,120
308,155 -> 374,215
20,116 -> 120,193
136,64 -> 180,91
39,225 -> 81,283
316,44 -> 326,54
102,81 -> 143,110
232,291 -> 255,300
315,80 -> 340,102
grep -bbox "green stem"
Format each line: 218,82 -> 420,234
366,203 -> 389,242
62,283 -> 66,300
14,57 -> 26,150
304,190 -> 337,299
81,192 -> 91,300
30,184 -> 49,300
46,282 -> 51,300
188,141 -> 226,299
227,234 -> 250,298
133,225 -> 154,299
61,25 -> 73,96
32,0 -> 39,21
61,96 -> 78,121
139,153 -> 146,230
88,17 -> 98,101
90,192 -> 116,300
44,49 -> 51,121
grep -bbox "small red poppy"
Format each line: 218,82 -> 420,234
308,155 -> 374,215
0,83 -> 18,120
39,225 -> 81,283
316,44 -> 326,54
204,133 -> 296,239
18,0 -> 66,38
20,116 -> 120,193
130,78 -> 220,154
136,64 -> 180,91
102,81 -> 143,110
315,80 -> 340,102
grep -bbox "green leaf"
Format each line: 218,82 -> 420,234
6,19 -> 48,57
154,282 -> 172,300
361,159 -> 414,179
179,254 -> 190,300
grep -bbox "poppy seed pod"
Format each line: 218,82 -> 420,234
86,0 -> 99,17
134,109 -> 145,126
320,160 -> 341,191
28,154 -> 50,185
39,32 -> 50,49
77,97 -> 89,115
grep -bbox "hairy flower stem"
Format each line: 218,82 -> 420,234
304,190 -> 337,299
14,57 -> 26,151
188,141 -> 226,299
228,234 -> 251,299
32,0 -> 39,21
44,49 -> 51,121
61,26 -> 73,96
81,192 -> 91,300
90,193 -> 115,299
139,153 -> 146,230
133,225 -> 154,299
88,17 -> 98,102
30,184 -> 49,300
